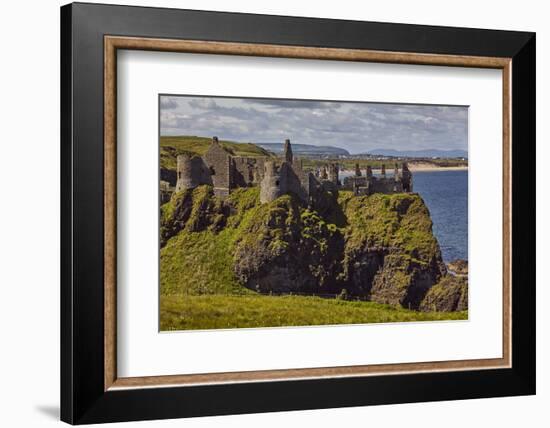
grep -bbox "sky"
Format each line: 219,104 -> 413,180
160,95 -> 468,155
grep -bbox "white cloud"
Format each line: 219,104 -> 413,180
159,95 -> 468,154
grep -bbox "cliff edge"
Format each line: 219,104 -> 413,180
160,186 -> 467,311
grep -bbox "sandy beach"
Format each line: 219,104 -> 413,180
408,164 -> 468,172
339,164 -> 468,178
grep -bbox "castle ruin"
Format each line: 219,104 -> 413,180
259,139 -> 335,204
175,136 -> 265,198
342,162 -> 413,195
172,136 -> 413,204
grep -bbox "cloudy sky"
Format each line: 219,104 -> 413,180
160,95 -> 468,154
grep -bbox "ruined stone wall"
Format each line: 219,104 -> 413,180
232,157 -> 266,187
254,158 -> 266,182
282,161 -> 309,203
342,175 -> 367,192
232,157 -> 252,186
370,178 -> 404,194
160,180 -> 173,204
328,163 -> 339,185
341,162 -> 415,196
203,139 -> 231,193
343,175 -> 406,195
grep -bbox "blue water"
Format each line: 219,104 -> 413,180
413,170 -> 468,262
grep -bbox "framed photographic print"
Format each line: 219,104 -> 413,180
60,2 -> 535,424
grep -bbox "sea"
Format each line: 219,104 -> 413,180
413,170 -> 468,262
339,169 -> 468,263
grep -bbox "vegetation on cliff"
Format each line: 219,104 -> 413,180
419,275 -> 468,312
338,191 -> 447,308
160,185 -> 467,330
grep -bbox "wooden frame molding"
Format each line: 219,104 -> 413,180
104,35 -> 512,391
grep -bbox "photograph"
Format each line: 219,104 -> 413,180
159,95 -> 469,331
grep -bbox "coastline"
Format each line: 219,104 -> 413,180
408,165 -> 468,172
339,165 -> 468,177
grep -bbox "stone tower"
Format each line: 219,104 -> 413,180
283,138 -> 293,164
366,165 -> 373,178
381,164 -> 386,178
204,136 -> 233,197
260,161 -> 282,203
328,163 -> 339,184
175,154 -> 196,192
401,162 -> 413,192
175,154 -> 212,193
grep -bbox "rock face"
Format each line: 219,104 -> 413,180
419,276 -> 468,312
160,185 -> 467,312
232,190 -> 447,309
160,186 -> 227,247
337,193 -> 447,309
447,259 -> 468,276
233,195 -> 344,294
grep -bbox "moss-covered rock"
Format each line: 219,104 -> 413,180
160,186 -> 227,247
233,194 -> 344,294
447,259 -> 468,276
339,193 -> 446,308
160,186 -> 462,311
419,275 -> 468,312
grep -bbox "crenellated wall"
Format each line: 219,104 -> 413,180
342,162 -> 413,196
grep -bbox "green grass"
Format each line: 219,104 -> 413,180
159,186 -> 464,331
160,187 -> 263,295
160,294 -> 468,330
160,135 -> 273,170
161,228 -> 251,296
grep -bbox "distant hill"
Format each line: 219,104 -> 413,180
256,143 -> 350,156
367,148 -> 468,158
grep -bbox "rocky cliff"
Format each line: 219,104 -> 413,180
160,185 -> 467,311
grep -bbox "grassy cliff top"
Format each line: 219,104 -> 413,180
161,186 -> 441,294
338,190 -> 440,264
160,136 -> 274,171
159,186 -> 453,328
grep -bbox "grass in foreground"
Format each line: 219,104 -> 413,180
160,294 -> 468,331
